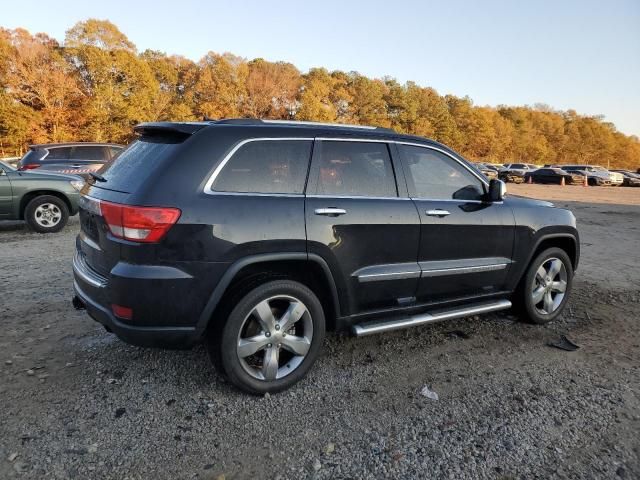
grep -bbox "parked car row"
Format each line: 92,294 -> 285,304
471,161 -> 637,187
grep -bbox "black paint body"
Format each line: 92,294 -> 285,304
72,121 -> 579,347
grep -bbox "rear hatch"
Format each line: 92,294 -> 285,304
77,123 -> 204,277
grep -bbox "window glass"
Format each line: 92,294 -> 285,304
109,146 -> 123,159
399,145 -> 485,201
313,141 -> 396,197
71,146 -> 106,160
45,147 -> 71,160
511,163 -> 526,169
213,140 -> 312,194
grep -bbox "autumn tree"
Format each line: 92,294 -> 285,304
64,19 -> 159,142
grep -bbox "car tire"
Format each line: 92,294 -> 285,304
208,280 -> 326,394
24,195 -> 69,233
515,247 -> 573,325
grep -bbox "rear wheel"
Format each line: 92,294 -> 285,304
208,280 -> 325,394
515,247 -> 573,324
25,195 -> 69,233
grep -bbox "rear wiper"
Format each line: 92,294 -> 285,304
90,172 -> 107,182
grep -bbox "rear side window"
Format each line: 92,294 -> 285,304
109,146 -> 123,158
45,147 -> 71,160
399,145 -> 485,201
311,141 -> 397,197
98,137 -> 182,193
71,146 -> 106,160
212,140 -> 312,194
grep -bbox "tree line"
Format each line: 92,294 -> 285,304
1,19 -> 638,169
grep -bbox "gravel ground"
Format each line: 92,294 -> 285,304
1,189 -> 639,479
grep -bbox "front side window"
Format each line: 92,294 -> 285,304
399,145 -> 485,201
212,140 -> 312,194
312,141 -> 397,197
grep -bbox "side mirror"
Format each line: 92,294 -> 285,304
488,179 -> 506,202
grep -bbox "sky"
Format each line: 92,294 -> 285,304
2,0 -> 639,136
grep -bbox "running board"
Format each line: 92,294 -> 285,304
352,299 -> 512,336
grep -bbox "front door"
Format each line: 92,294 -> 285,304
305,139 -> 421,316
396,144 -> 515,304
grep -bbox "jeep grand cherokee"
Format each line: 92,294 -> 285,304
72,119 -> 579,394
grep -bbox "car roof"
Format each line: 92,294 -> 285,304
29,142 -> 123,149
134,119 -> 455,152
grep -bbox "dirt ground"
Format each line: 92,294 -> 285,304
0,186 -> 639,479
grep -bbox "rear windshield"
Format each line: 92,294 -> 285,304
96,136 -> 182,193
20,149 -> 45,165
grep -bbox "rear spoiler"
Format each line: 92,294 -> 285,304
133,122 -> 210,136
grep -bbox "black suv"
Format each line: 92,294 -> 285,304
72,119 -> 579,394
18,142 -> 123,177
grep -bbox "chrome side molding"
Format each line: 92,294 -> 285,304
352,299 -> 512,336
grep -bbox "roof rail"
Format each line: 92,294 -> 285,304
211,118 -> 394,132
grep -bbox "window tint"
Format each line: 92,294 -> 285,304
98,137 -> 182,193
213,140 -> 312,194
45,147 -> 71,160
109,146 -> 122,159
399,145 -> 485,201
71,146 -> 106,160
511,163 -> 526,169
313,141 -> 396,197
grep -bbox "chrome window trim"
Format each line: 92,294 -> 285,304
203,137 -> 314,195
203,136 -> 488,196
358,271 -> 422,283
306,195 -> 409,201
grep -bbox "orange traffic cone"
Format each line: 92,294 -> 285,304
560,176 -> 565,186
583,175 -> 588,187
527,175 -> 532,184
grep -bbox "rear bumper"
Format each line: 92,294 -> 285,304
72,247 -> 202,348
73,282 -> 199,348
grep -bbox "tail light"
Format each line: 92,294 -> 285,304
97,200 -> 181,243
18,164 -> 40,171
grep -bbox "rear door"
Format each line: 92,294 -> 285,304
305,139 -> 421,316
397,144 -> 514,304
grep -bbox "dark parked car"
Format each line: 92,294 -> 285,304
72,119 -> 579,394
610,170 -> 640,187
524,168 -> 584,185
18,142 -> 124,178
0,160 -> 82,232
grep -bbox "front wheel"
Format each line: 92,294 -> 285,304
515,247 -> 573,324
25,195 -> 69,233
208,280 -> 326,394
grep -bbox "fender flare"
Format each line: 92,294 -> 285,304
195,252 -> 341,336
511,232 -> 580,289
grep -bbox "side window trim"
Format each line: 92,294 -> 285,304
307,139 -> 399,198
203,137 -> 314,196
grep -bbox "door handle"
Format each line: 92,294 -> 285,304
426,209 -> 451,217
315,208 -> 347,217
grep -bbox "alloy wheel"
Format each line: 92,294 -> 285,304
531,257 -> 568,315
236,295 -> 313,381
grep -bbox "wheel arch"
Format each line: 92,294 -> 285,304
196,253 -> 341,337
19,190 -> 72,220
512,232 -> 579,291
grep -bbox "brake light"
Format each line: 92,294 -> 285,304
18,164 -> 40,171
99,200 -> 181,243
